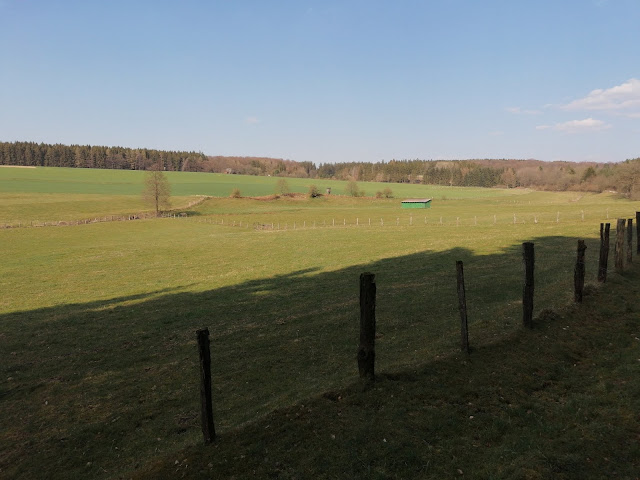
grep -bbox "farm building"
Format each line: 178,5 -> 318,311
401,198 -> 432,209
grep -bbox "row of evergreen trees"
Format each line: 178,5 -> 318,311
0,141 -> 207,171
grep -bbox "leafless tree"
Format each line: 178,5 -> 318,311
143,165 -> 171,216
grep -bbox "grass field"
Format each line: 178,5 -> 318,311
1,167 -> 639,479
0,166 -> 531,225
0,166 -> 525,198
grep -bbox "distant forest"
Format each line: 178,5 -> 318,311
1,141 -> 639,198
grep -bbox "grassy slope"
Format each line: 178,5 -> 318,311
1,170 -> 639,479
0,166 -> 518,198
135,266 -> 640,480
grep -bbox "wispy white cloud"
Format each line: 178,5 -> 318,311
245,116 -> 260,125
561,78 -> 640,117
505,106 -> 542,115
536,117 -> 612,133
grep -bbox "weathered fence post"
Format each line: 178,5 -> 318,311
637,212 -> 640,254
626,218 -> 633,264
196,328 -> 216,443
522,242 -> 535,328
456,261 -> 470,353
574,240 -> 587,303
358,273 -> 376,381
615,219 -> 626,272
598,223 -> 610,282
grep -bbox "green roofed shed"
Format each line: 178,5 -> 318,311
401,198 -> 432,209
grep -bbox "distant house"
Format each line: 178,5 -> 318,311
401,198 -> 432,209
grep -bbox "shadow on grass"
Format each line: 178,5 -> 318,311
0,233 -> 608,479
138,266 -> 640,479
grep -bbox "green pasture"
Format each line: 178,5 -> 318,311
0,166 -> 634,227
1,167 -> 639,479
0,166 -> 529,226
1,165 -> 519,198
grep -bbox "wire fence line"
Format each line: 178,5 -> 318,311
188,209 -> 633,231
1,206 -> 633,230
194,213 -> 638,439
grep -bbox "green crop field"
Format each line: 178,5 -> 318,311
0,166 -> 523,198
1,167 -> 639,479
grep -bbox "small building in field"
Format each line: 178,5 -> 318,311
401,198 -> 432,209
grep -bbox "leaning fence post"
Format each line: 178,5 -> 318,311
456,261 -> 470,353
196,328 -> 216,443
598,223 -> 610,282
574,240 -> 587,302
626,218 -> 633,264
522,242 -> 535,328
615,219 -> 626,272
358,273 -> 376,381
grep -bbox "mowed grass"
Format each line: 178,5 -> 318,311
1,167 -> 639,479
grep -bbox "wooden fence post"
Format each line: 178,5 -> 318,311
358,273 -> 376,381
522,242 -> 535,328
636,212 -> 640,254
196,328 -> 216,443
626,219 -> 633,264
598,223 -> 610,282
574,240 -> 586,303
456,261 -> 470,353
615,219 -> 625,272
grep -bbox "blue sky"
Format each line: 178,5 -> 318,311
1,0 -> 639,164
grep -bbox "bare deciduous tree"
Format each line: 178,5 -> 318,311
143,166 -> 171,216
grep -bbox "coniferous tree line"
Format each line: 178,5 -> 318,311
0,141 -> 207,171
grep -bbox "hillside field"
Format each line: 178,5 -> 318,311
1,166 -> 639,479
1,166 -> 527,225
